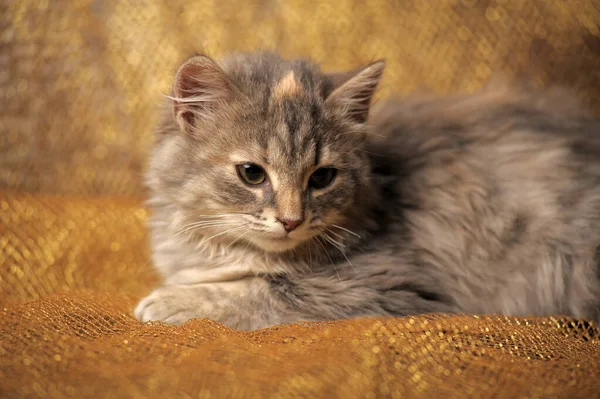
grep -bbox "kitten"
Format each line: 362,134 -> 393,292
134,51 -> 600,330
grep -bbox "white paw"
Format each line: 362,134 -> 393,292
134,285 -> 211,325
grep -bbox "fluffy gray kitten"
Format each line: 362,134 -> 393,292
134,51 -> 600,330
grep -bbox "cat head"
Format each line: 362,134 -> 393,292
150,52 -> 384,253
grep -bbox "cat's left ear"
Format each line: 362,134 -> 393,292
171,54 -> 236,132
324,60 -> 385,123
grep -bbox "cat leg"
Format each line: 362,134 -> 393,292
267,272 -> 454,322
134,277 -> 298,330
135,265 -> 454,330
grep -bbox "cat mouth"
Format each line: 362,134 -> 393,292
249,233 -> 303,253
259,230 -> 297,240
270,236 -> 288,241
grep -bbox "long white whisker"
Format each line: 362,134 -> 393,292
175,220 -> 231,232
320,233 -> 357,274
355,148 -> 385,157
173,225 -> 227,239
322,232 -> 346,250
224,229 -> 251,250
330,224 -> 361,238
177,221 -> 232,230
195,213 -> 245,218
243,235 -> 253,251
173,221 -> 235,238
315,236 -> 340,281
339,249 -> 357,273
174,214 -> 246,233
165,94 -> 224,103
197,225 -> 247,248
325,228 -> 345,241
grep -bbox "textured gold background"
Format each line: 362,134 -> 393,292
1,0 -> 600,397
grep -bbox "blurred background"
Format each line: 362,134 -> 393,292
1,0 -> 600,197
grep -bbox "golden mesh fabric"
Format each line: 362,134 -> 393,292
2,1 -> 600,397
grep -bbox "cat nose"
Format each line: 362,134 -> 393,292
277,218 -> 303,232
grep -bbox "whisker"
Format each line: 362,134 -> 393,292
321,232 -> 346,250
175,220 -> 229,232
330,224 -> 361,238
314,236 -> 341,281
194,213 -> 245,218
197,225 -> 247,248
355,148 -> 386,157
173,221 -> 235,238
224,229 -> 251,250
177,220 -> 233,230
320,233 -> 357,274
165,94 -> 224,103
339,249 -> 357,274
174,226 -> 226,240
244,237 -> 253,251
325,228 -> 345,241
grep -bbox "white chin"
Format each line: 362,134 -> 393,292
250,236 -> 300,253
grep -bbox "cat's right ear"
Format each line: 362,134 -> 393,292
323,60 -> 385,124
171,54 -> 235,133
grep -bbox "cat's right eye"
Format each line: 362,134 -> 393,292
236,164 -> 267,186
309,167 -> 337,189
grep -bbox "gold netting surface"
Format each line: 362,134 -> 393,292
1,292 -> 599,398
0,191 -> 156,306
2,0 -> 600,397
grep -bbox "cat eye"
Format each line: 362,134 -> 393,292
236,164 -> 266,185
309,167 -> 337,189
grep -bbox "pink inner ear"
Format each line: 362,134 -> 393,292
173,99 -> 195,127
173,64 -> 206,126
175,63 -> 206,98
171,56 -> 234,130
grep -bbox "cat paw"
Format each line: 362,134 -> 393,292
134,285 -> 213,325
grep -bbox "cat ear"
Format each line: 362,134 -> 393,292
171,54 -> 235,132
324,60 -> 385,123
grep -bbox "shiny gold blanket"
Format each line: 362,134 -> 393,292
2,1 -> 600,397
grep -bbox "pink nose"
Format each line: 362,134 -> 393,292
277,218 -> 303,232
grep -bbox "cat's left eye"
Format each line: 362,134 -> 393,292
237,164 -> 266,185
309,167 -> 337,189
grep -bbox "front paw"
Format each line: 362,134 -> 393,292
134,285 -> 212,325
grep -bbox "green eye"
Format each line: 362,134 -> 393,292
236,164 -> 266,185
309,167 -> 337,189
